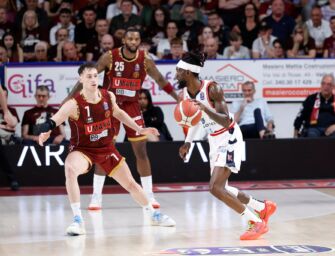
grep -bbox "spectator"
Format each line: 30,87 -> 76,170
223,31 -> 250,59
294,74 -> 335,138
0,85 -> 19,191
16,0 -> 49,29
34,41 -> 49,62
0,0 -> 17,23
43,0 -> 64,18
258,0 -> 298,21
263,0 -> 295,45
177,4 -> 204,50
77,0 -> 106,21
0,32 -> 24,62
106,0 -> 138,24
140,0 -> 161,28
306,5 -> 332,57
271,39 -> 286,58
19,10 -> 49,62
0,87 -> 19,145
49,8 -> 75,46
218,0 -> 248,28
139,38 -> 158,60
252,21 -> 277,59
203,37 -> 223,59
162,37 -> 184,60
232,3 -> 259,50
321,0 -> 335,21
21,85 -> 66,145
61,41 -> 81,61
100,34 -> 114,53
287,23 -> 316,58
109,0 -> 142,44
0,7 -> 15,40
86,19 -> 109,61
0,45 -> 8,63
231,81 -> 275,139
156,21 -> 188,59
197,26 -> 215,51
207,11 -> 230,54
138,89 -> 172,141
74,6 -> 97,53
169,0 -> 204,22
48,27 -> 69,61
323,16 -> 335,57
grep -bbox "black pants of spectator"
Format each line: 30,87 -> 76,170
0,143 -> 19,190
239,108 -> 266,139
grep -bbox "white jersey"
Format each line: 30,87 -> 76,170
183,80 -> 243,173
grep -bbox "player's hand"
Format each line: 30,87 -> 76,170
39,131 -> 51,146
179,142 -> 191,160
139,127 -> 160,136
191,100 -> 206,111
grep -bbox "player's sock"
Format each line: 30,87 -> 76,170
141,175 -> 153,198
93,174 -> 106,196
143,203 -> 155,214
71,202 -> 82,219
241,207 -> 262,223
247,196 -> 265,212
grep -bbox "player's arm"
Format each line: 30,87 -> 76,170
61,52 -> 112,104
38,99 -> 77,146
145,56 -> 179,101
194,83 -> 231,128
109,92 -> 159,136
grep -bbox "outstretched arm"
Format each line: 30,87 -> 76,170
109,92 -> 159,136
145,56 -> 179,101
38,99 -> 77,146
61,52 -> 112,104
194,82 -> 231,128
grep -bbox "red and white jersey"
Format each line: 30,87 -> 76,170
183,80 -> 235,137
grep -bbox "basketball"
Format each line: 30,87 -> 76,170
174,99 -> 202,127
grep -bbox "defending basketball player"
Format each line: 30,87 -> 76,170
176,52 -> 276,240
38,63 -> 176,236
64,28 -> 178,210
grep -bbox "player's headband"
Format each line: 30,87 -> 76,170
176,60 -> 201,73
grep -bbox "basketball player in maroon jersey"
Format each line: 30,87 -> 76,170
65,28 -> 178,210
38,63 -> 176,236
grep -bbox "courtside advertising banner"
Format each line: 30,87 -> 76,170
5,59 -> 335,106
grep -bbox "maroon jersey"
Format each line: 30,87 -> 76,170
69,89 -> 114,148
104,47 -> 147,103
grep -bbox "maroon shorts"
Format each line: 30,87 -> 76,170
69,145 -> 125,177
112,101 -> 146,141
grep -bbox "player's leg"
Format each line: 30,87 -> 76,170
89,119 -> 120,210
210,166 -> 267,240
64,151 -> 91,235
109,160 -> 175,227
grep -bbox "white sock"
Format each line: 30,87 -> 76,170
93,174 -> 106,196
247,196 -> 265,212
141,175 -> 153,198
71,202 -> 82,219
143,203 -> 155,214
241,207 -> 262,223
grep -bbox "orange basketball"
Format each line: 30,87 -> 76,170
174,99 -> 202,127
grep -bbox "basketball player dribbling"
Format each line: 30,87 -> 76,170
64,28 -> 178,210
176,52 -> 276,240
38,63 -> 175,236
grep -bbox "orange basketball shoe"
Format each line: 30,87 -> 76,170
240,220 -> 268,240
256,200 -> 277,224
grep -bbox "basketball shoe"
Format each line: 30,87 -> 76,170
151,211 -> 176,227
88,193 -> 102,210
66,215 -> 86,236
256,200 -> 277,224
240,220 -> 268,240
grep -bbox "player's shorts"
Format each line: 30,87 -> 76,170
208,124 -> 243,174
112,100 -> 146,142
69,144 -> 125,177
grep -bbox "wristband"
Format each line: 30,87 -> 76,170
38,119 -> 56,133
162,82 -> 174,94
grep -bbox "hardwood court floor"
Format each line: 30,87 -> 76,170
0,188 -> 334,256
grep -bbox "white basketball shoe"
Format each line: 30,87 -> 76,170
66,215 -> 86,236
151,211 -> 176,227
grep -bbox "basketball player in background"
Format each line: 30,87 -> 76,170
177,52 -> 277,240
38,63 -> 176,235
64,28 -> 178,210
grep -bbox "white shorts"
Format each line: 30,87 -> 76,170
208,125 -> 243,174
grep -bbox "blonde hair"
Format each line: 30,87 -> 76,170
21,10 -> 39,41
293,23 -> 309,46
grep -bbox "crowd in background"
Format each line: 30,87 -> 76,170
2,0 -> 335,63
